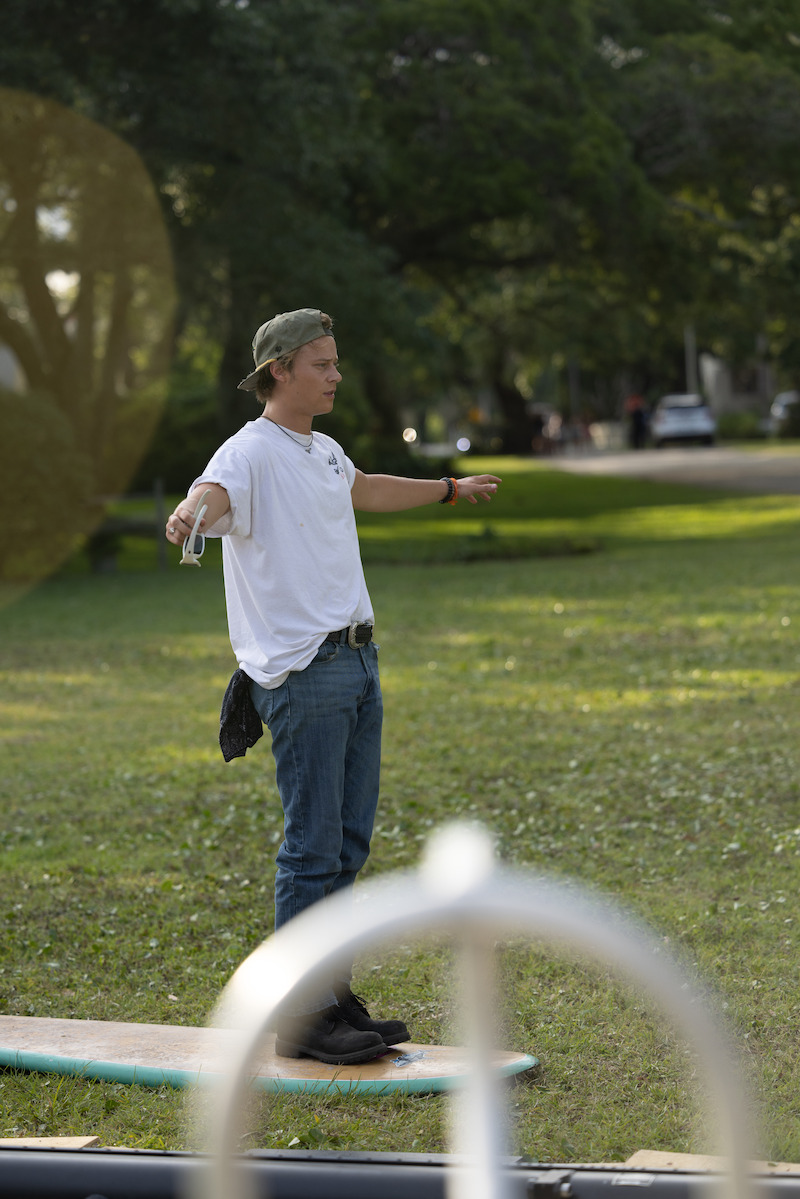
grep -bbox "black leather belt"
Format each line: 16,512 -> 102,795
327,622 -> 374,649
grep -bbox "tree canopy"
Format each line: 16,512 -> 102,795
2,0 -> 800,505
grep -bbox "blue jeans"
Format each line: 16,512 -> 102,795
250,638 -> 383,1006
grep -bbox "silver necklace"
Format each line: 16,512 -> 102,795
266,418 -> 313,453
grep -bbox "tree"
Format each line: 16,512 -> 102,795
587,2 -> 800,396
0,88 -> 174,581
1,0 -> 382,424
335,0 -> 656,446
368,0 -> 800,431
4,0 -> 800,469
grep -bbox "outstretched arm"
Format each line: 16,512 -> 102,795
351,471 -> 501,512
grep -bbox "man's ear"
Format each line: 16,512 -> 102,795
269,360 -> 287,384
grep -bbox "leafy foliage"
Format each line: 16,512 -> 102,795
2,1 -> 800,467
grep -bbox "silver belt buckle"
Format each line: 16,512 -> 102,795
348,622 -> 373,649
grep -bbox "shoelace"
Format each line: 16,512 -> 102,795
342,991 -> 371,1016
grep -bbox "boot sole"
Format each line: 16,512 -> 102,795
274,1037 -> 387,1065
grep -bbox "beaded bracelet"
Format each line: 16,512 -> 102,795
439,476 -> 458,506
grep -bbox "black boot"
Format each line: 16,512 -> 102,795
334,985 -> 410,1046
275,1006 -> 386,1064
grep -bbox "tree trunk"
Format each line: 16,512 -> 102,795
488,350 -> 537,455
215,258 -> 263,439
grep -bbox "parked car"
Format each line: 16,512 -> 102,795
650,394 -> 716,447
768,391 -> 799,436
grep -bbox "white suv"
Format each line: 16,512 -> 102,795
651,394 -> 716,447
768,391 -> 799,436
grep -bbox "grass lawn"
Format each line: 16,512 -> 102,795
2,457 -> 800,1163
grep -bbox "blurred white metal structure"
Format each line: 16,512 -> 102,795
192,825 -> 753,1199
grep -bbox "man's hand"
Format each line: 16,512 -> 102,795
455,475 -> 502,504
165,482 -> 230,545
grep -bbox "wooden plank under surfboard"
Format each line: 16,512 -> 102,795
0,1015 -> 537,1097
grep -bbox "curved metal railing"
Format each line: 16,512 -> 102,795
191,824 -> 753,1199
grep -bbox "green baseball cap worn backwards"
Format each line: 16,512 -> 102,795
237,308 -> 331,391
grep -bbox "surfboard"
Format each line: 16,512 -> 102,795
0,1015 -> 537,1097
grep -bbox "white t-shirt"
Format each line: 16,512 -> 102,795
191,418 -> 373,688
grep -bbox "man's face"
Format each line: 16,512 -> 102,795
279,335 -> 341,416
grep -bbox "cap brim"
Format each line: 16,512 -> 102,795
237,370 -> 262,392
237,357 -> 278,392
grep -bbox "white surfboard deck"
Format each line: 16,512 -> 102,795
0,1015 -> 537,1096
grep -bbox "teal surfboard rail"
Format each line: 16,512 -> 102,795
0,1045 -> 537,1097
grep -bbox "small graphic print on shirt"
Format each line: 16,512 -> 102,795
328,452 -> 345,477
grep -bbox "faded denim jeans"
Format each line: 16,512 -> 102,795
250,637 -> 383,1010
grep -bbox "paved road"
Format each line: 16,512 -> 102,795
549,446 -> 800,494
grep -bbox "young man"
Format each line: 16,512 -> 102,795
165,308 -> 500,1065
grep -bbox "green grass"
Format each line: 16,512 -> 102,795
2,460 -> 800,1162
